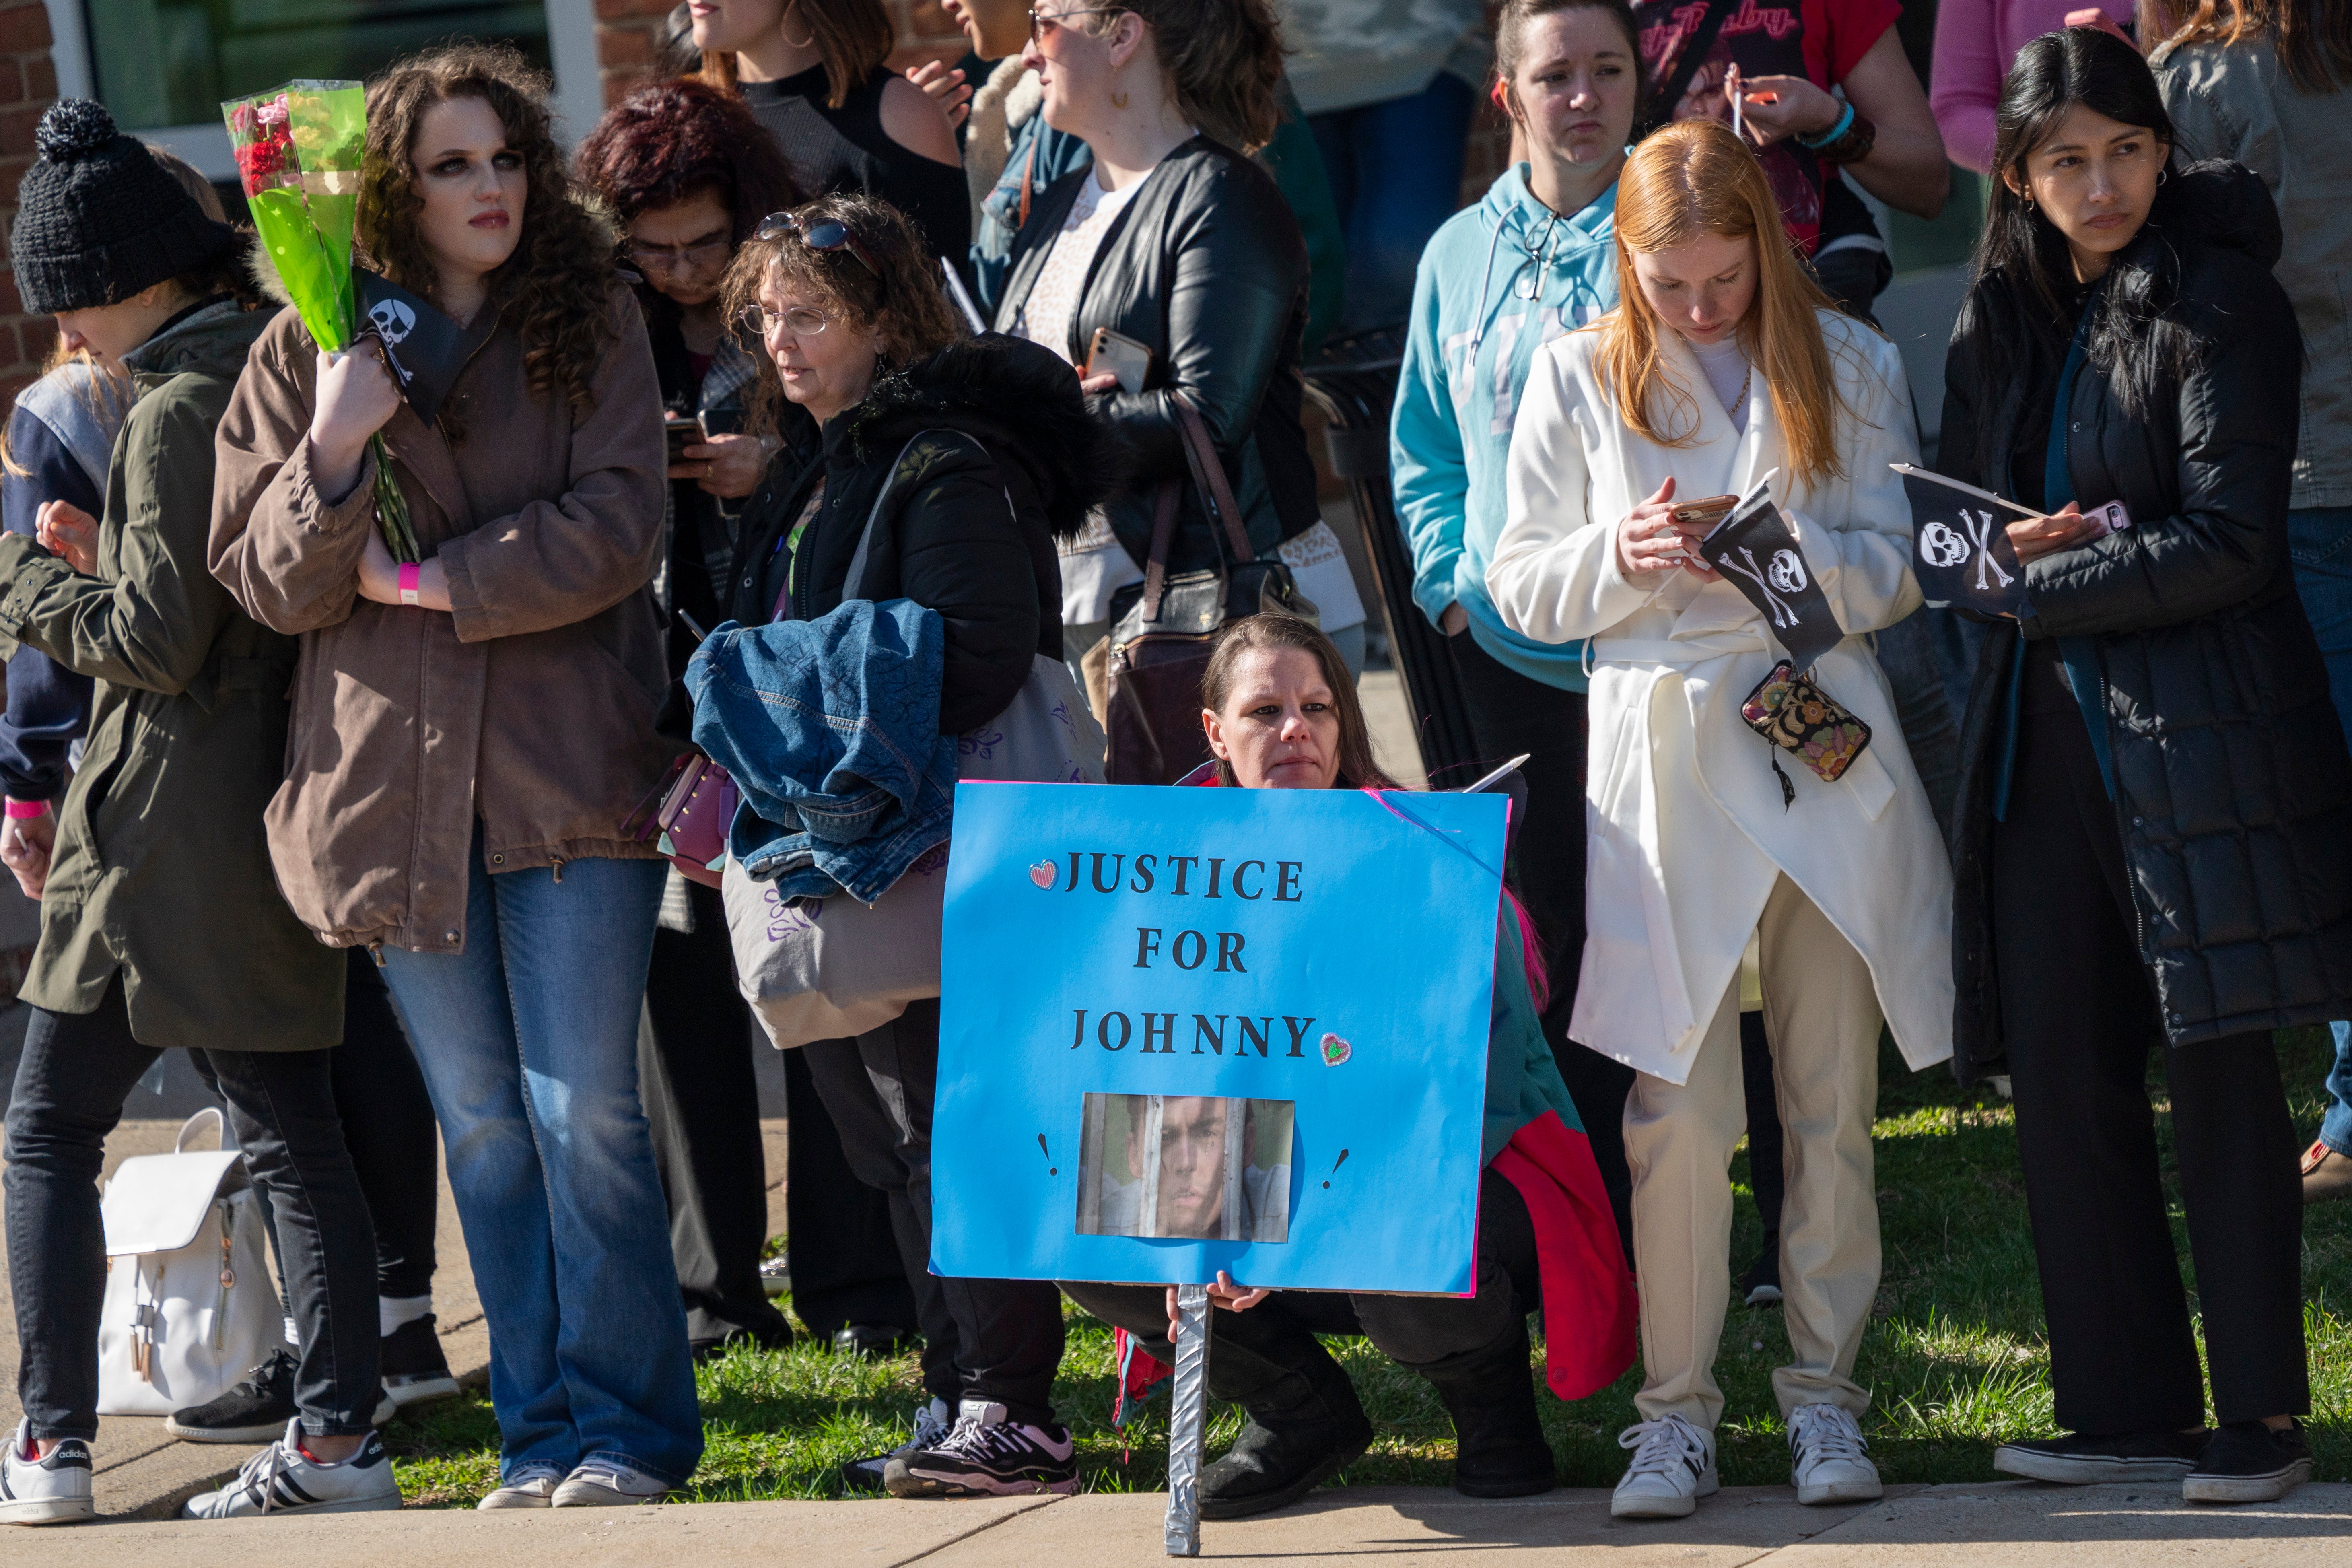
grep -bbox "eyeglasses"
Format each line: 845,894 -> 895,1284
735,303 -> 833,342
754,210 -> 884,284
624,235 -> 731,274
1027,5 -> 1125,41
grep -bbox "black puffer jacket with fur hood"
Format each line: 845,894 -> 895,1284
1940,162 -> 2352,1080
725,332 -> 1119,733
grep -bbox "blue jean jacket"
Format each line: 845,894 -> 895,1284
686,598 -> 959,902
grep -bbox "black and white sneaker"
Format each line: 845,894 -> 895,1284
884,1400 -> 1078,1497
179,1419 -> 403,1517
2183,1420 -> 2312,1504
1993,1427 -> 2209,1484
165,1348 -> 396,1442
842,1397 -> 952,1493
380,1315 -> 460,1408
0,1418 -> 92,1525
1740,1242 -> 1783,1307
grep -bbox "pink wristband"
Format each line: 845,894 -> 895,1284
5,798 -> 47,819
397,561 -> 420,607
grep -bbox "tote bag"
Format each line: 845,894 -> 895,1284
725,443 -> 1108,1048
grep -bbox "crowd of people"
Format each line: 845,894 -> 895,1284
0,0 -> 2346,1532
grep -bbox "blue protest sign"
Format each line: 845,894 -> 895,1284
930,781 -> 1506,1294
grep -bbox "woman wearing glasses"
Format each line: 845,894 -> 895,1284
574,79 -> 811,1365
991,0 -> 1318,731
688,0 -> 970,261
704,193 -> 1114,1497
212,46 -> 699,1507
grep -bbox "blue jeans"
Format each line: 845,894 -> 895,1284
2290,507 -> 2352,1154
379,837 -> 700,1485
1310,74 -> 1475,336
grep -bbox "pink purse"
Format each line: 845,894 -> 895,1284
625,754 -> 738,888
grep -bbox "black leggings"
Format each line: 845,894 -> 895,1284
4,979 -> 381,1438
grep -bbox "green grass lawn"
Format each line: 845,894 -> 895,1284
385,1026 -> 2352,1506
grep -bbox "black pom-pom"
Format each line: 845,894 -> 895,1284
35,100 -> 118,161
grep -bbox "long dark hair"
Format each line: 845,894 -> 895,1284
2142,0 -> 2352,92
1962,27 -> 2199,460
360,43 -> 616,420
1199,614 -> 1398,791
699,0 -> 893,110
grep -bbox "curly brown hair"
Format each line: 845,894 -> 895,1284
358,42 -> 614,420
718,193 -> 965,435
574,77 -> 804,246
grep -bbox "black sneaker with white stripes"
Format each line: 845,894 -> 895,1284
166,1348 -> 396,1443
884,1400 -> 1078,1497
179,1419 -> 402,1517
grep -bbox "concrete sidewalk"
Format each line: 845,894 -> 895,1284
2,1481 -> 2346,1566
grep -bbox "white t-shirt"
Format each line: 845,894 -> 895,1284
1689,335 -> 1751,434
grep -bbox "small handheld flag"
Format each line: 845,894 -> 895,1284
1893,464 -> 2033,616
1696,472 -> 1845,672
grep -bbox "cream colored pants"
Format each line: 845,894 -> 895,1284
1626,873 -> 1882,1430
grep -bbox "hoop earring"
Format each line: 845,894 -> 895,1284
1112,89 -> 1129,108
780,2 -> 816,48
2157,165 -> 2170,186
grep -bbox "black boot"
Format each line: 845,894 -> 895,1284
1420,1317 -> 1557,1499
1196,1317 -> 1374,1520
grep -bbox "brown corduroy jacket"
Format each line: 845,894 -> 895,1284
210,287 -> 681,956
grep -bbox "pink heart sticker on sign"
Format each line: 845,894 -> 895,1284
1028,860 -> 1057,889
1320,1033 -> 1351,1067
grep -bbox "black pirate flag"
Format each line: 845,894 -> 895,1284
354,268 -> 469,426
1898,467 -> 2032,617
1695,478 -> 1845,673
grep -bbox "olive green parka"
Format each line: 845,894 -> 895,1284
0,299 -> 342,1050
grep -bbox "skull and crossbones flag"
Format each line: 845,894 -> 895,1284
354,268 -> 468,426
1900,470 -> 2032,617
1695,486 -> 1845,673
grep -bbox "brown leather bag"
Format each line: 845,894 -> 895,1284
1103,392 -> 1317,784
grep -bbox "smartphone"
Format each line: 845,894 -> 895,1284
1084,328 -> 1152,395
2082,499 -> 2132,538
1668,494 -> 1738,528
665,412 -> 703,467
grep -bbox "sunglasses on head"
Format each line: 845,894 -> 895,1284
754,210 -> 886,295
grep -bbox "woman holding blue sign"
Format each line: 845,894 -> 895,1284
1486,120 -> 1954,1520
1060,613 -> 1637,1519
1936,28 -> 2344,1504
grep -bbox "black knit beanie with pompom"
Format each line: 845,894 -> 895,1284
8,99 -> 237,314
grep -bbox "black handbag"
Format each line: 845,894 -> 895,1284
1103,391 -> 1317,784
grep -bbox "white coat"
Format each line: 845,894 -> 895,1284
1486,309 -> 1955,1086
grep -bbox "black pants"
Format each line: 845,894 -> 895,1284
1063,1169 -> 1540,1392
1446,630 -> 1633,1249
641,882 -> 795,1348
801,999 -> 1066,1424
336,949 -> 438,1301
4,980 -> 381,1438
1740,1010 -> 1785,1242
1993,659 -> 2307,1431
783,1047 -> 918,1337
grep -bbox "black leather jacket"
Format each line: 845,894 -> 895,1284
1940,163 -> 2352,1080
992,136 -> 1317,579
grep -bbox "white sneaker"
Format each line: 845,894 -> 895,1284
842,1397 -> 953,1493
1611,1413 -> 1719,1519
550,1459 -> 672,1507
1788,1402 -> 1882,1505
180,1419 -> 403,1517
0,1420 -> 92,1525
476,1463 -> 566,1510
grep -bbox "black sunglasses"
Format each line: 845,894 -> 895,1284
754,210 -> 887,300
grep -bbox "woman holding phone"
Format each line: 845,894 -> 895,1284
1486,118 -> 1952,1521
1939,27 -> 2346,1504
990,0 -> 1335,683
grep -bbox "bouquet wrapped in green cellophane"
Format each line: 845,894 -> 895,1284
222,81 -> 419,562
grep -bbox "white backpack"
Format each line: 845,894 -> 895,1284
96,1108 -> 278,1416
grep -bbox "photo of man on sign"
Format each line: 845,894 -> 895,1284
1077,1094 -> 1294,1242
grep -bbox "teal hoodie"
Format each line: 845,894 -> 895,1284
1391,163 -> 1619,692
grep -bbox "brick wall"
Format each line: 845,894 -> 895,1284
0,0 -> 56,409
593,0 -> 973,108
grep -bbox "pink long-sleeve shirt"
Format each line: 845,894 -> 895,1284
1930,0 -> 2135,173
